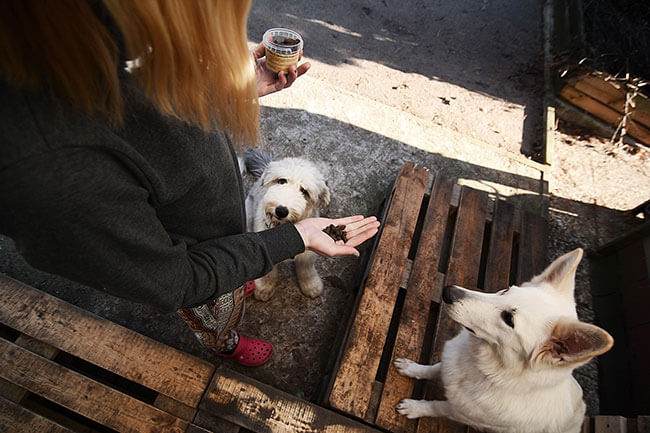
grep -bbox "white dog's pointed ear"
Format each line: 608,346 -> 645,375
526,248 -> 583,295
533,318 -> 613,367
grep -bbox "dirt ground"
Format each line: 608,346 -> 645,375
1,0 -> 648,422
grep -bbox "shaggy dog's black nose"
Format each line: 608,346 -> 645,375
275,206 -> 289,219
442,285 -> 464,304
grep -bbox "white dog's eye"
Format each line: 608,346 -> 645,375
300,187 -> 310,199
276,178 -> 287,185
501,310 -> 515,328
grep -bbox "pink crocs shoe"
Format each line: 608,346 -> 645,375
245,280 -> 255,298
217,333 -> 273,367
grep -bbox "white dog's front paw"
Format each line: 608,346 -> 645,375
393,358 -> 420,378
396,399 -> 431,419
299,275 -> 324,298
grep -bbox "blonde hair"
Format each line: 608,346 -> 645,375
0,0 -> 259,147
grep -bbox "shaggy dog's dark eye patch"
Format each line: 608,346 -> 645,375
300,187 -> 310,199
276,178 -> 287,185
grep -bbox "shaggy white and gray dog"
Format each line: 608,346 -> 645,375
244,150 -> 331,301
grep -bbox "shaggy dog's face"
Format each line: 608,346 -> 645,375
258,158 -> 330,228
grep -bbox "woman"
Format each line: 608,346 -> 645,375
0,0 -> 379,366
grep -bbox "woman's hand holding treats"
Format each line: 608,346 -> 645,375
253,42 -> 311,97
294,216 -> 380,257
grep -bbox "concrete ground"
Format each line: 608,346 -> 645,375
2,0 -> 649,420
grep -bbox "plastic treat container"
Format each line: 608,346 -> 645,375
262,28 -> 304,73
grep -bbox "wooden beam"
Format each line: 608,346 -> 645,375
0,274 -> 214,408
0,338 -> 187,433
0,395 -> 75,433
516,211 -> 548,284
594,416 -> 627,433
417,186 -> 488,433
201,366 -> 382,433
0,334 -> 59,404
482,200 -> 516,292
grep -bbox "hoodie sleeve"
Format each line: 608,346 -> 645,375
0,147 -> 305,312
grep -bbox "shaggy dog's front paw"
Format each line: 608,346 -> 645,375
299,275 -> 324,298
253,279 -> 276,301
396,399 -> 429,419
393,358 -> 419,378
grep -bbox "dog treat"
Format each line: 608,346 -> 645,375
323,224 -> 347,242
272,37 -> 300,46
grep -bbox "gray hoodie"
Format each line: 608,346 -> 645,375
0,75 -> 304,312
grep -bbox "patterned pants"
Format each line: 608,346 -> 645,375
177,284 -> 246,353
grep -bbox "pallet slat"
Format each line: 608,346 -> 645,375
483,200 -> 516,292
594,416 -> 627,433
417,186 -> 488,433
201,366 -> 381,433
0,274 -> 214,408
0,334 -> 59,405
516,210 -> 548,284
329,163 -> 430,419
374,175 -> 455,433
0,395 -> 74,433
0,338 -> 187,433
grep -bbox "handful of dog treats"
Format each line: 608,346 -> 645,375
323,224 -> 347,242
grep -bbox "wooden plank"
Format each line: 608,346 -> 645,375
575,80 -> 650,130
483,200 -> 516,292
329,163 -> 430,419
374,175 -> 455,433
154,393 -> 198,422
0,394 -> 75,433
364,381 -> 384,425
0,334 -> 60,405
595,416 -> 627,433
627,323 -> 650,415
417,186 -> 488,433
516,211 -> 548,284
186,425 -> 214,433
0,274 -> 214,408
638,416 -> 650,433
559,85 -> 650,145
193,410 -> 241,433
582,416 -> 593,433
201,365 -> 382,433
445,187 -> 489,290
569,75 -> 625,100
0,338 -> 187,433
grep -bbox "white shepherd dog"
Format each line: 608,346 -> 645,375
244,150 -> 330,301
394,248 -> 613,433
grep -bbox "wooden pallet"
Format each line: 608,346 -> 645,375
0,274 -> 378,433
325,162 -> 548,433
559,73 -> 650,146
0,274 -> 217,433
